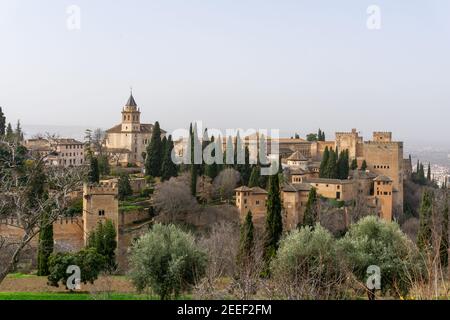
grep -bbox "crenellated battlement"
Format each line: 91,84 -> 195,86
83,181 -> 118,195
0,216 -> 83,228
372,131 -> 392,142
364,141 -> 403,148
336,128 -> 359,136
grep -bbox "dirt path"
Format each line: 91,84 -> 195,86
0,275 -> 136,293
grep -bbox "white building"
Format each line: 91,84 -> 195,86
25,138 -> 85,167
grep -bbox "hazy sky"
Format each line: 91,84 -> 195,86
0,0 -> 449,147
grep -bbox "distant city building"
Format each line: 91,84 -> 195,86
25,138 -> 84,167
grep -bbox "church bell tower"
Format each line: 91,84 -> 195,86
121,91 -> 141,132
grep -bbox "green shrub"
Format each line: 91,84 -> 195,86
145,175 -> 155,184
140,187 -> 154,197
118,173 -> 133,200
87,220 -> 117,272
47,248 -> 106,289
119,205 -> 144,212
66,199 -> 83,216
128,224 -> 207,300
338,216 -> 422,299
270,224 -> 348,299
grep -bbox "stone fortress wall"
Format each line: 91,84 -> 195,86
0,181 -> 152,272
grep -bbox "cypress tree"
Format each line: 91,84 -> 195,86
5,123 -> 13,141
416,160 -> 420,177
258,174 -> 268,190
263,173 -> 282,274
237,210 -> 255,267
417,190 -> 433,251
0,107 -> 5,137
118,173 -> 133,200
161,135 -> 178,181
200,129 -> 210,175
351,158 -> 358,170
361,160 -> 367,171
337,150 -> 350,179
215,135 -> 224,172
88,156 -> 100,184
317,129 -> 325,141
237,146 -> 252,185
277,154 -> 283,175
248,166 -> 260,188
440,196 -> 449,267
161,136 -> 168,158
204,136 -> 218,180
325,148 -> 338,179
15,120 -> 23,141
31,162 -> 53,277
319,147 -> 330,178
190,123 -> 198,196
302,187 -> 318,228
225,135 -> 234,166
145,121 -> 163,177
419,163 -> 426,184
427,163 -> 432,182
98,154 -> 110,176
257,134 -> 269,189
37,210 -> 53,276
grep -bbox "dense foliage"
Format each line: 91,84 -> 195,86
339,216 -> 421,298
271,225 -> 347,299
128,224 -> 207,300
47,248 -> 106,289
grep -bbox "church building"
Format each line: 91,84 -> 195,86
105,92 -> 165,166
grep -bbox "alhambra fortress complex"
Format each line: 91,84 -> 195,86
0,93 -> 413,270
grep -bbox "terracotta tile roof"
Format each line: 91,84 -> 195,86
235,186 -> 268,194
306,178 -> 354,185
282,182 -> 312,192
374,175 -> 393,182
287,150 -> 308,161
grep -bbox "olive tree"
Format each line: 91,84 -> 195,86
270,225 -> 348,300
338,216 -> 422,299
128,223 -> 207,300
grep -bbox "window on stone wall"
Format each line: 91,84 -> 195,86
98,210 -> 105,216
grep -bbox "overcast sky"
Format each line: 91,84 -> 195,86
0,0 -> 449,147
